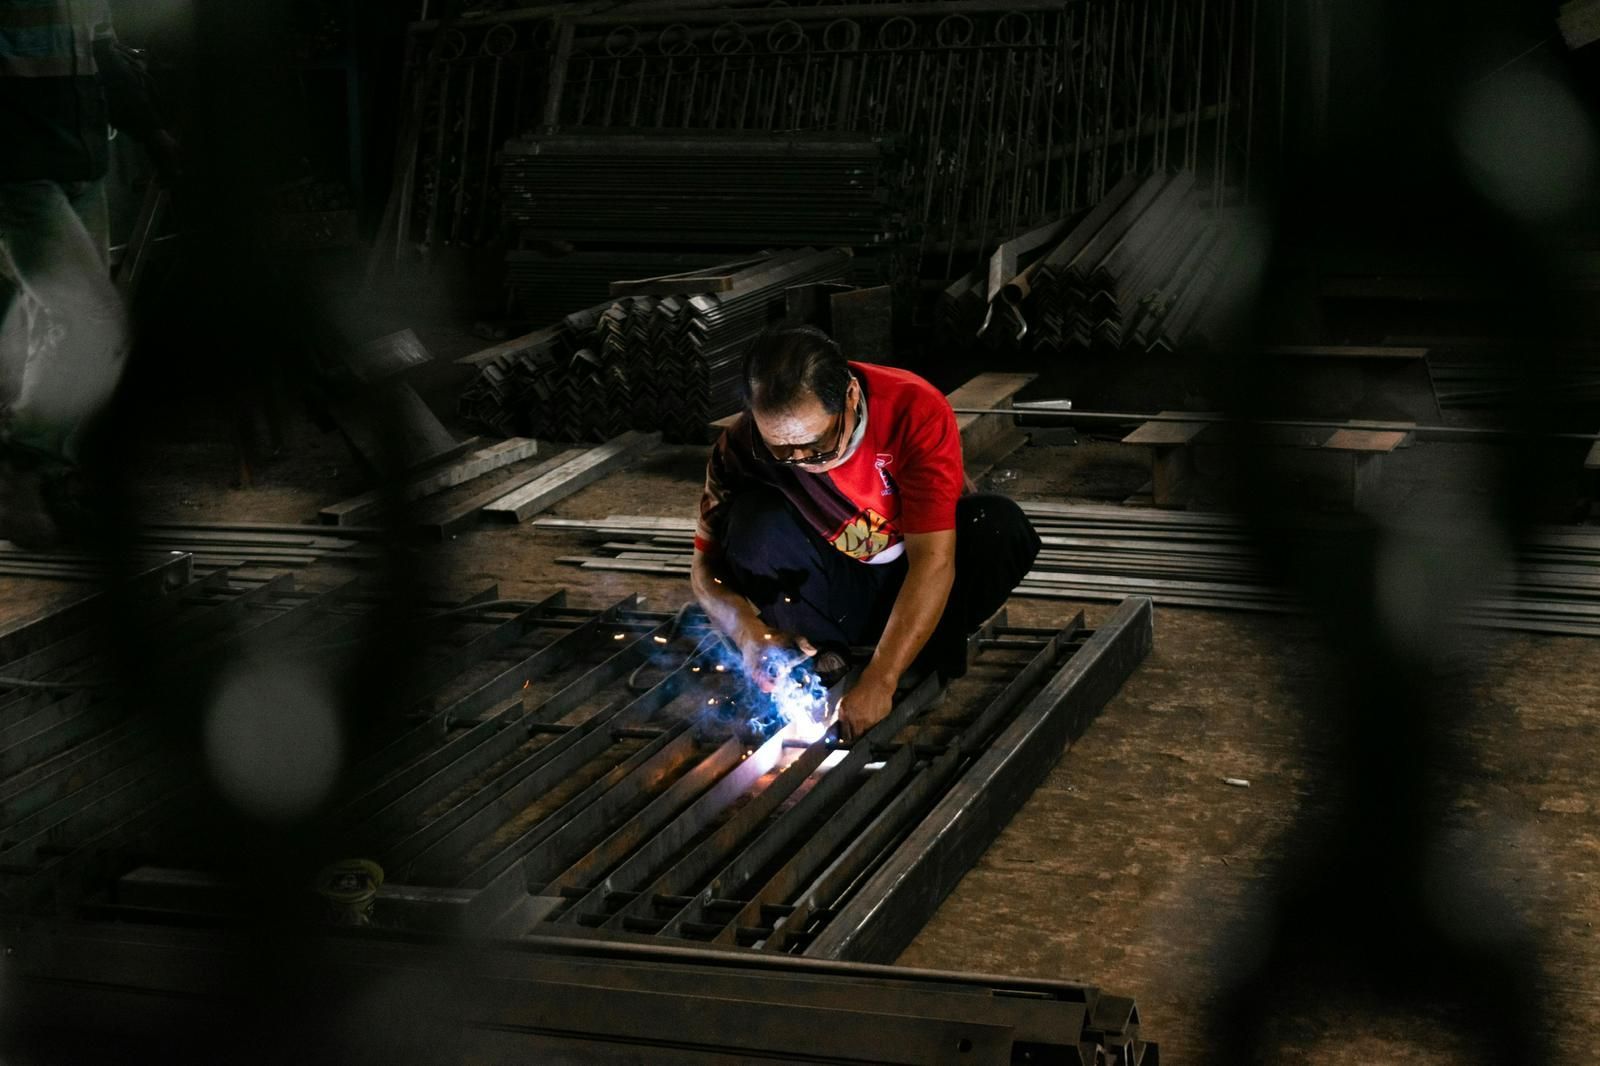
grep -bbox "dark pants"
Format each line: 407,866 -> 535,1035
721,491 -> 1042,679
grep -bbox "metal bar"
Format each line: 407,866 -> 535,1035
342,600 -> 649,837
600,729 -> 835,933
657,673 -> 941,942
481,432 -> 660,523
451,57 -> 478,245
806,597 -> 1154,961
428,652 -> 700,890
542,734 -> 752,903
0,555 -> 191,665
455,709 -> 700,896
559,729 -> 788,924
764,743 -> 960,953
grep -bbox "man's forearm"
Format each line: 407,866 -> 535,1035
866,555 -> 955,686
691,550 -> 762,645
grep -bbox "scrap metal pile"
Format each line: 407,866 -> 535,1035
538,503 -> 1600,638
460,247 -> 854,443
0,557 -> 1155,1061
500,132 -> 903,248
942,171 -> 1253,357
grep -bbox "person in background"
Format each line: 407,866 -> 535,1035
690,326 -> 1042,741
0,0 -> 178,546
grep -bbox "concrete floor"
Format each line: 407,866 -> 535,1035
4,406 -> 1598,1062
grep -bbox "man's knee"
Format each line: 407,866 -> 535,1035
956,494 -> 1041,567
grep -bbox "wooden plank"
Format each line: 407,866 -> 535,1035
945,373 -> 1038,437
420,449 -> 585,541
946,372 -> 1037,477
481,432 -> 661,524
320,438 -> 538,526
1586,441 -> 1600,471
1260,345 -> 1429,361
1321,429 -> 1408,453
1122,418 -> 1210,447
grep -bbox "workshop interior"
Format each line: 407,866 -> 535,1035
1,0 -> 1598,1062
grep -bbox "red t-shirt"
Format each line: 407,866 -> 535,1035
696,362 -> 964,564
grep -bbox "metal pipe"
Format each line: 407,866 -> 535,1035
953,406 -> 1600,444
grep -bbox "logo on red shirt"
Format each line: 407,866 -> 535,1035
874,453 -> 898,497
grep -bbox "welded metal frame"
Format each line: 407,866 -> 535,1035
0,573 -> 1152,965
0,570 -> 1157,1062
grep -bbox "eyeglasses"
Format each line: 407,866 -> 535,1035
755,378 -> 859,467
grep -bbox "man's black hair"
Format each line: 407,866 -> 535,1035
740,327 -> 851,415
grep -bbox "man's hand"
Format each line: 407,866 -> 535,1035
740,628 -> 817,693
836,667 -> 896,742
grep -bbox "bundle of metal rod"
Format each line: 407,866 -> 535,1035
1428,356 -> 1600,410
533,505 -> 1600,638
963,170 -> 1253,357
5,924 -> 1156,1064
0,525 -> 380,582
500,132 -> 903,247
461,248 -> 855,443
534,0 -> 1283,267
0,563 -> 1154,984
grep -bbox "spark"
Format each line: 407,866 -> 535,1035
612,632 -> 626,640
522,680 -> 530,690
652,636 -> 668,644
714,664 -> 726,672
691,666 -> 701,673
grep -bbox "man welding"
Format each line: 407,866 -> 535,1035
690,326 -> 1041,741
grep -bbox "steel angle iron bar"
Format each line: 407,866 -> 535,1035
0,919 -> 1157,1064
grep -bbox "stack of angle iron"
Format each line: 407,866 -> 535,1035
504,250 -> 734,328
500,132 -> 902,248
945,170 -> 1253,358
461,248 -> 855,444
532,504 -> 1600,639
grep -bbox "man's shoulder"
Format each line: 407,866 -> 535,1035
853,362 -> 946,409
